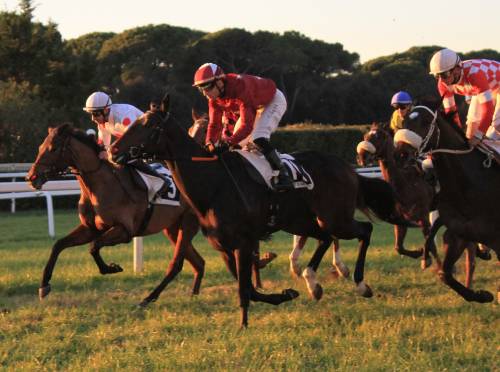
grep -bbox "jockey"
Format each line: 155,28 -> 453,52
83,91 -> 171,196
389,91 -> 413,133
193,63 -> 293,191
429,48 -> 500,146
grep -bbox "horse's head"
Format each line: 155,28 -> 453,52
393,105 -> 440,162
188,109 -> 208,146
111,95 -> 171,165
356,122 -> 392,166
26,124 -> 74,190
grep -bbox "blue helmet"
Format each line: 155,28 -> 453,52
391,91 -> 412,106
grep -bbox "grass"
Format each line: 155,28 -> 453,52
0,209 -> 498,371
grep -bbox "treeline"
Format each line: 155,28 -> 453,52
0,1 -> 499,162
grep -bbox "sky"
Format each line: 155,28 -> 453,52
1,0 -> 498,63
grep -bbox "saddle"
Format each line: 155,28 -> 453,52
233,149 -> 314,191
128,162 -> 180,206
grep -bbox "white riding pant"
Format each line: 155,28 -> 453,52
466,88 -> 500,140
234,89 -> 287,147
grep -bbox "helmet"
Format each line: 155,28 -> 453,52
193,63 -> 225,87
391,91 -> 412,106
83,92 -> 112,112
429,48 -> 461,75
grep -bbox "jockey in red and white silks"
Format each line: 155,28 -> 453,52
193,63 -> 293,191
430,49 -> 500,142
83,92 -> 144,150
95,104 -> 143,148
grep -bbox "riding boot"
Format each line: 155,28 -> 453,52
265,149 -> 294,192
131,160 -> 171,198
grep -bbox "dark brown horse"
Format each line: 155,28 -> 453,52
189,111 -> 348,281
111,96 -> 414,327
395,104 -> 500,302
357,122 -> 440,268
26,124 -> 205,305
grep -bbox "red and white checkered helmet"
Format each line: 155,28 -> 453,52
193,63 -> 225,87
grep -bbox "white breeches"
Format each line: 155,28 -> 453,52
235,89 -> 287,147
466,88 -> 500,140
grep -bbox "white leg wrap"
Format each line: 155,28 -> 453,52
302,267 -> 318,294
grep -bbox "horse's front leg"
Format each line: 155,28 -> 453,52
394,224 -> 422,259
39,224 -> 97,299
89,225 -> 131,274
439,230 -> 493,303
235,244 -> 254,329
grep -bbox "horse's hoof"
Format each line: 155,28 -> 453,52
104,263 -> 124,274
356,282 -> 373,298
475,290 -> 494,303
282,288 -> 299,301
258,252 -> 277,269
421,257 -> 432,270
312,284 -> 323,301
38,285 -> 51,300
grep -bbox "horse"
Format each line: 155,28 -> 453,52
189,111 -> 278,289
110,95 -> 414,327
189,110 -> 350,280
26,124 -> 205,306
394,104 -> 500,303
357,122 -> 440,268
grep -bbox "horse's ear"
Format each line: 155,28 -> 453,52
161,93 -> 170,113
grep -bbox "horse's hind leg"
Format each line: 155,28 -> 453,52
40,224 -> 97,299
290,235 -> 307,277
331,237 -> 349,278
439,230 -> 493,303
302,237 -> 332,300
184,243 -> 205,295
351,221 -> 374,297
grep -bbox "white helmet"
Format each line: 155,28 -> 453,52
429,48 -> 461,75
83,92 -> 112,112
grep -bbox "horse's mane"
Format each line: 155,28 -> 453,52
57,123 -> 103,154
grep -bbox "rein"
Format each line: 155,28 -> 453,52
411,105 -> 494,168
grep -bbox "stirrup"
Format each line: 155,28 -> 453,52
272,175 -> 294,191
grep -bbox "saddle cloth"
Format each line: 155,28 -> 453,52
234,150 -> 314,190
136,163 -> 180,206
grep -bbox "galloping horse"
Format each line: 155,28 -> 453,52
27,124 -> 205,305
357,122 -> 440,268
111,96 -> 413,327
395,104 -> 500,302
189,111 -> 350,280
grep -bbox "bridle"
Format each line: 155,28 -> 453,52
407,105 -> 494,167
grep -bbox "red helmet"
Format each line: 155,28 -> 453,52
193,63 -> 225,87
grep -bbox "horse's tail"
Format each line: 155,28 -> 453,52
357,175 -> 417,227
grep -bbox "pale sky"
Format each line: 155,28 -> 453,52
1,0 -> 498,62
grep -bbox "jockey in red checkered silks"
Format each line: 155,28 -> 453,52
429,48 -> 500,147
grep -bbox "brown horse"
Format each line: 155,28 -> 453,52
26,124 -> 205,305
357,122 -> 440,268
189,111 -> 349,281
395,104 -> 500,303
111,96 -> 414,327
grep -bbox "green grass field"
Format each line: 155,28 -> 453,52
1,209 -> 498,371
